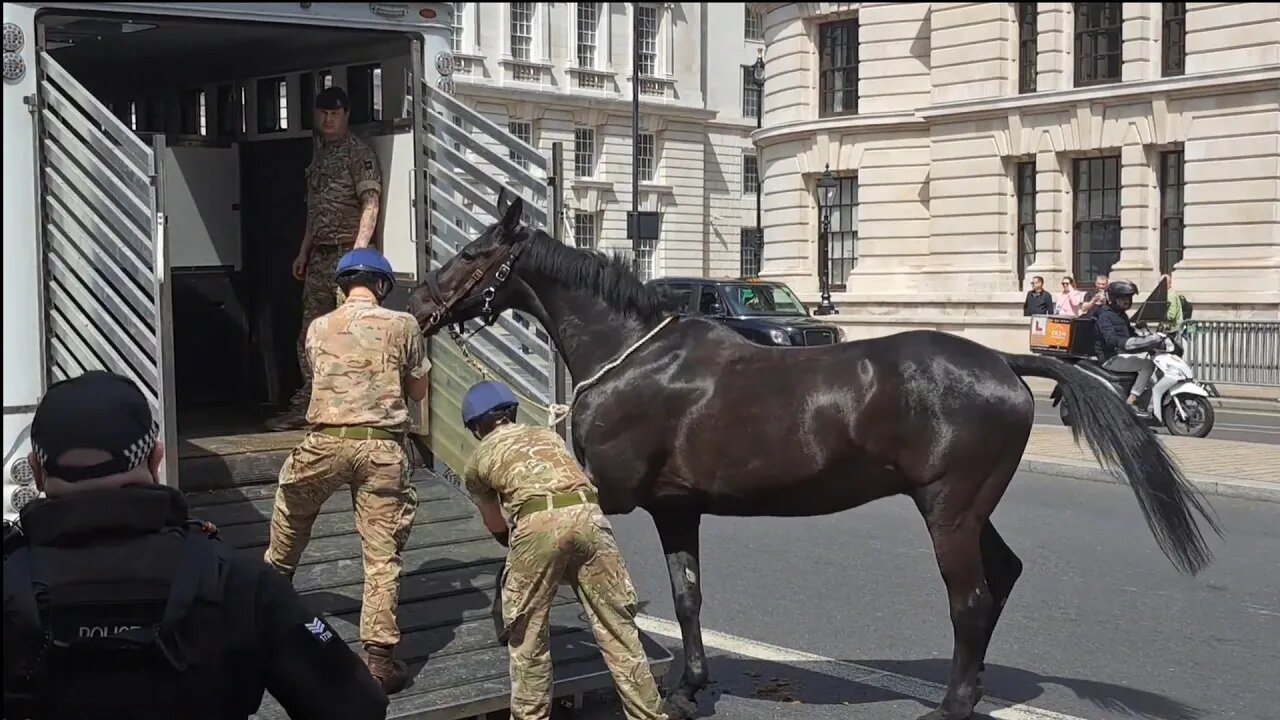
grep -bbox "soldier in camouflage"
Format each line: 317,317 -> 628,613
264,248 -> 430,694
268,86 -> 385,431
460,381 -> 668,720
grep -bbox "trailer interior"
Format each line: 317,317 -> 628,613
39,10 -> 421,459
32,10 -> 673,718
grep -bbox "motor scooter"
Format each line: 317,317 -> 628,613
1050,329 -> 1216,438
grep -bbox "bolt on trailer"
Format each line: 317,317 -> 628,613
1,3 -> 668,717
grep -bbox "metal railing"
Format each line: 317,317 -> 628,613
1183,320 -> 1280,387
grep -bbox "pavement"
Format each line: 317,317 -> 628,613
1031,397 -> 1280,445
575,470 -> 1279,720
1022,411 -> 1280,504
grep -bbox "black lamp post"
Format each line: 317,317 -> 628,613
814,164 -> 838,316
750,49 -> 765,273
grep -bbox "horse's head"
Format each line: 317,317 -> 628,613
409,189 -> 533,336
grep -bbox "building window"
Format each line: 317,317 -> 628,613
320,70 -> 333,89
574,127 -> 596,178
743,154 -> 759,195
818,17 -> 859,117
1072,156 -> 1121,282
451,113 -> 466,156
740,228 -> 762,278
1162,3 -> 1186,77
637,5 -> 658,76
742,66 -> 761,119
452,2 -> 465,52
509,120 -> 533,170
1159,149 -> 1185,274
634,242 -> 657,282
511,2 -> 534,61
1018,3 -> 1038,93
745,6 -> 763,41
636,132 -> 656,182
574,211 -> 597,249
1016,161 -> 1037,282
577,2 -> 600,69
1074,3 -> 1123,87
256,77 -> 287,133
821,176 -> 858,290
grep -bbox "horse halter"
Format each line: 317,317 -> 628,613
422,230 -> 528,336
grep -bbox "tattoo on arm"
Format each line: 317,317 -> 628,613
355,193 -> 379,248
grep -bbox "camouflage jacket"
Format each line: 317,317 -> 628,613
306,132 -> 383,246
305,297 -> 430,430
463,424 -> 596,520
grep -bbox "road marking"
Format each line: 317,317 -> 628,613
636,614 -> 1091,720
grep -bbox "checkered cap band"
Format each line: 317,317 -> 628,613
31,371 -> 159,482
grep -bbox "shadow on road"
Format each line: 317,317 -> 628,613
657,652 -> 1202,720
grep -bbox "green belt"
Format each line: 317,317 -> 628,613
516,489 -> 599,520
316,426 -> 401,441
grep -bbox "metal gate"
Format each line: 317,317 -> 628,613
418,78 -> 566,480
33,50 -> 177,483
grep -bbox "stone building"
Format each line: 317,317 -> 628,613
449,2 -> 769,280
753,2 -> 1279,350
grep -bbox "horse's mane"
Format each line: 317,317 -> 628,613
516,228 -> 671,321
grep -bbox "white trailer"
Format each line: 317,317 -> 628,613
1,4 -> 667,717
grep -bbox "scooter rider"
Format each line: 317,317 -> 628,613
1094,280 -> 1165,415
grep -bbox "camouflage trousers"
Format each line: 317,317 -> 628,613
265,432 -> 417,647
289,244 -> 350,412
502,505 -> 666,720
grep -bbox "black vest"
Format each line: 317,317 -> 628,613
3,485 -> 234,720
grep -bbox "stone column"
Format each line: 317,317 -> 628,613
1122,2 -> 1159,82
1036,3 -> 1072,92
1113,141 -> 1157,285
1031,150 -> 1071,278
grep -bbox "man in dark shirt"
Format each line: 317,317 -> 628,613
3,370 -> 389,720
1022,275 -> 1055,316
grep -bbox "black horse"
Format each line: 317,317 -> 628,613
408,192 -> 1221,720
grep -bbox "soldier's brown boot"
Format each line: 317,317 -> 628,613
364,643 -> 410,695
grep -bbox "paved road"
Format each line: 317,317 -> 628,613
1033,398 -> 1280,445
578,471 -> 1278,720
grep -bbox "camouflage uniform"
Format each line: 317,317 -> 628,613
265,296 -> 430,648
283,133 -> 384,418
464,424 -> 667,720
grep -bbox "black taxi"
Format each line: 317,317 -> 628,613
647,277 -> 845,346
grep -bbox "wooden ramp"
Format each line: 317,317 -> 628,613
180,435 -> 673,720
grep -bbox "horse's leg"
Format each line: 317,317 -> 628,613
915,489 -> 992,720
650,510 -> 707,719
977,521 -> 1022,674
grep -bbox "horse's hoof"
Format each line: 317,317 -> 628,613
661,693 -> 698,719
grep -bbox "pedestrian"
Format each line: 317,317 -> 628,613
1055,276 -> 1087,316
459,381 -> 669,720
264,248 -> 429,694
2,370 -> 388,720
1022,275 -> 1055,316
268,85 -> 385,431
1078,273 -> 1110,316
1160,273 -> 1188,333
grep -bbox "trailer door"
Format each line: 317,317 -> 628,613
34,50 -> 178,486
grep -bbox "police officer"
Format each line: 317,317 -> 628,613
2,370 -> 388,720
459,381 -> 669,720
268,85 -> 385,431
265,248 -> 429,694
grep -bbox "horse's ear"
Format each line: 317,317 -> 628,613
496,187 -> 512,216
499,195 -> 524,242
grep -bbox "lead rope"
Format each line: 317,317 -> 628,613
445,316 -> 678,428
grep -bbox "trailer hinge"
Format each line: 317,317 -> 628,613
23,94 -> 38,113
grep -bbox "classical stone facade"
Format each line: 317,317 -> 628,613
449,2 -> 768,280
753,2 -> 1279,352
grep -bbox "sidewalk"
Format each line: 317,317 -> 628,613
1020,377 -> 1279,412
1021,424 -> 1280,503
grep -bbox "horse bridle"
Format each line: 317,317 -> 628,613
422,230 -> 528,338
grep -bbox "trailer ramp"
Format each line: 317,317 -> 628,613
182,463 -> 672,720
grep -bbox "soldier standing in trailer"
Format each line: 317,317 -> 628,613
263,249 -> 429,694
268,86 -> 384,431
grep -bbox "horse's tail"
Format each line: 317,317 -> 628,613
1000,352 -> 1222,575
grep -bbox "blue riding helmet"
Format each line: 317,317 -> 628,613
335,248 -> 395,286
461,381 -> 519,427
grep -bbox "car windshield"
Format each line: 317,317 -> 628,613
722,284 -> 808,316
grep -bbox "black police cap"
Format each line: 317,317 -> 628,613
30,370 -> 159,483
315,86 -> 350,111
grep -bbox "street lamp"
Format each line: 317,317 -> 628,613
814,164 -> 838,316
750,49 -> 765,275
